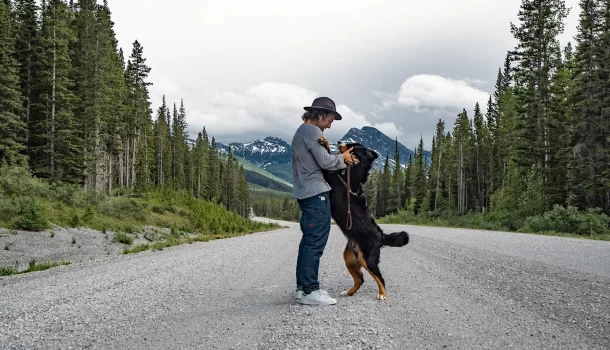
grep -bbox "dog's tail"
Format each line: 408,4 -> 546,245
382,231 -> 410,247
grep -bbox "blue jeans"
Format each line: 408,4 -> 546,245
296,191 -> 331,294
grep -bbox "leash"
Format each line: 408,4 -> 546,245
319,137 -> 357,230
336,164 -> 358,230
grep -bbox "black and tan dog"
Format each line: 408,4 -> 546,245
318,136 -> 410,300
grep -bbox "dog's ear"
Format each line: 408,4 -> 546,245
370,150 -> 378,160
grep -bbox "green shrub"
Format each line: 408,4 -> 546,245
0,166 -> 47,198
113,232 -> 133,245
123,244 -> 149,254
49,182 -> 85,207
83,206 -> 95,223
15,197 -> 49,231
0,266 -> 17,276
0,197 -> 19,223
69,212 -> 81,227
98,198 -> 147,221
524,205 -> 610,236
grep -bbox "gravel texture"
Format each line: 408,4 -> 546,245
1,218 -> 609,349
0,226 -> 164,271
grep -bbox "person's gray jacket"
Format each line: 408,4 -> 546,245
291,123 -> 346,200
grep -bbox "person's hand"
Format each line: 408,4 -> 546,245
342,148 -> 359,166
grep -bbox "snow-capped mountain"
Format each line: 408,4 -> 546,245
217,136 -> 291,169
336,126 -> 431,171
216,127 -> 430,182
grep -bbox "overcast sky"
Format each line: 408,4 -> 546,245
108,0 -> 580,150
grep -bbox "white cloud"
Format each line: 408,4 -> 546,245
178,82 -> 380,144
163,82 -> 406,145
188,82 -> 315,140
374,122 -> 404,139
109,0 -> 582,149
396,74 -> 490,113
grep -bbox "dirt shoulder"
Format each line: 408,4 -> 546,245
0,225 -> 165,272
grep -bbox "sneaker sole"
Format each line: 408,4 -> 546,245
299,299 -> 337,306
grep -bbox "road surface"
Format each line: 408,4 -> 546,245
1,218 -> 609,349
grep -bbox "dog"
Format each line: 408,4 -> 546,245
318,137 -> 410,300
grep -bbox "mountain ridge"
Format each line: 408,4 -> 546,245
217,126 -> 431,183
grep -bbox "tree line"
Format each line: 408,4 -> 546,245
367,0 -> 609,225
0,0 -> 249,217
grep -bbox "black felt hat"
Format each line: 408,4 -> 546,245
303,97 -> 342,120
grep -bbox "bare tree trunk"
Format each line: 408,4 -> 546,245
131,132 -> 136,189
434,146 -> 443,211
458,141 -> 464,215
544,124 -> 550,182
123,138 -> 129,188
95,34 -> 102,193
476,144 -> 481,210
25,41 -> 32,145
144,129 -> 149,188
197,161 -> 201,198
107,152 -> 112,196
50,21 -> 57,178
118,138 -> 124,189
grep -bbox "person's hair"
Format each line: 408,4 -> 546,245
302,109 -> 331,123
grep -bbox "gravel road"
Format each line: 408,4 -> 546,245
1,218 -> 609,350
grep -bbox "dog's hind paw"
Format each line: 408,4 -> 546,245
340,290 -> 349,296
377,294 -> 387,301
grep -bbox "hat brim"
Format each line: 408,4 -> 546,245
304,106 -> 342,120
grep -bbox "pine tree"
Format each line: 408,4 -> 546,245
153,96 -> 170,186
453,109 -> 474,215
12,0 -> 39,147
171,99 -> 187,189
124,40 -> 153,190
390,137 -> 403,213
0,0 -> 27,166
599,0 -> 610,213
441,131 -> 456,212
412,137 -> 427,214
29,0 -> 82,182
473,102 -> 484,210
546,41 -> 573,206
569,0 -> 610,212
97,1 -> 129,195
209,137 -> 220,201
403,154 -> 413,210
429,120 -> 446,211
509,0 -> 569,173
376,154 -> 390,217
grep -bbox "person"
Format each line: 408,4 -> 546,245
290,97 -> 359,306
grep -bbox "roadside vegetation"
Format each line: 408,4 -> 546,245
0,165 -> 281,274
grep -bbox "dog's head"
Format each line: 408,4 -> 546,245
337,142 -> 378,183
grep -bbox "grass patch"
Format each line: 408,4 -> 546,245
378,206 -> 610,241
0,259 -> 71,276
0,165 -> 281,238
121,230 -> 266,255
113,232 -> 133,245
123,243 -> 149,254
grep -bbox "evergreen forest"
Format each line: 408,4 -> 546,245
254,0 -> 610,239
0,0 -> 271,236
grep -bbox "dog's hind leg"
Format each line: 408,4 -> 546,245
360,249 -> 387,300
340,243 -> 364,296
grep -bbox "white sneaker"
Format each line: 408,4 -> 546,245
294,288 -> 304,299
299,290 -> 337,305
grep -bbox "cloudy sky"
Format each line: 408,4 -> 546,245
108,0 -> 580,150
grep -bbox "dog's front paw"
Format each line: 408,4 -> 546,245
377,294 -> 387,301
317,136 -> 331,154
340,290 -> 350,296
